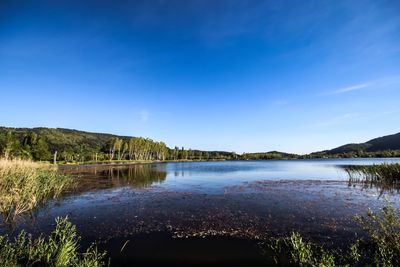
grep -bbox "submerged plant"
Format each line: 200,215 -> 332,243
0,158 -> 74,222
0,217 -> 107,267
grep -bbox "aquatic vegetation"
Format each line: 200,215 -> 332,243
0,216 -> 107,267
355,205 -> 400,267
270,232 -> 338,267
270,205 -> 400,267
345,163 -> 400,186
0,158 -> 74,222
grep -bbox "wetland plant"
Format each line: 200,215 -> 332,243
270,205 -> 400,267
0,158 -> 74,222
0,217 -> 107,267
269,232 -> 338,267
345,163 -> 400,186
354,205 -> 400,267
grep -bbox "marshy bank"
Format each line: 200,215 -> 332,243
0,159 -> 107,267
1,159 -> 400,266
0,159 -> 73,222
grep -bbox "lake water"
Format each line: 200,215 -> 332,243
2,158 -> 400,266
61,157 -> 400,191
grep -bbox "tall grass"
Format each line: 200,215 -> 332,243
0,158 -> 74,222
270,205 -> 400,267
0,216 -> 107,267
345,163 -> 400,186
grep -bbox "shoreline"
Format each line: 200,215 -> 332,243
57,156 -> 400,169
57,159 -> 221,169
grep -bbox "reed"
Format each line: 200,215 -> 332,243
345,163 -> 400,186
0,158 -> 74,222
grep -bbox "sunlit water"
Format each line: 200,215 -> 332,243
158,158 -> 400,191
60,158 -> 400,192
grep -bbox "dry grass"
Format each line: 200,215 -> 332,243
0,158 -> 73,222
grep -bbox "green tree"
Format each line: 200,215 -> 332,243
2,131 -> 22,159
23,132 -> 51,161
114,138 -> 123,160
32,138 -> 51,161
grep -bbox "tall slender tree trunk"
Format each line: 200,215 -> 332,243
53,151 -> 57,165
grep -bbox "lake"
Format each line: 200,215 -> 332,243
2,158 -> 400,266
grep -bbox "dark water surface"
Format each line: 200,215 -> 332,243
2,159 -> 400,266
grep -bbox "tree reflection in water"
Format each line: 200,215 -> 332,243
60,164 -> 167,192
103,165 -> 167,189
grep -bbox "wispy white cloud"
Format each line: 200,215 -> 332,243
332,83 -> 370,94
306,113 -> 359,128
138,109 -> 150,122
327,75 -> 400,95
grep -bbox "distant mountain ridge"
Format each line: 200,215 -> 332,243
321,132 -> 400,154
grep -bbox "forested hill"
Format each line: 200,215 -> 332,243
1,127 -> 131,153
0,127 -> 237,162
241,151 -> 299,160
1,127 -> 400,162
312,132 -> 400,157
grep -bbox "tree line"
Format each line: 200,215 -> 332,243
0,129 -> 238,163
1,127 -> 399,163
0,131 -> 51,160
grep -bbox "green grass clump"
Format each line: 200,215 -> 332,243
270,232 -> 338,267
345,163 -> 400,186
355,205 -> 400,267
0,159 -> 74,222
270,205 -> 400,267
0,217 -> 107,267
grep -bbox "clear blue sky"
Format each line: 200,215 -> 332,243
0,0 -> 399,154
